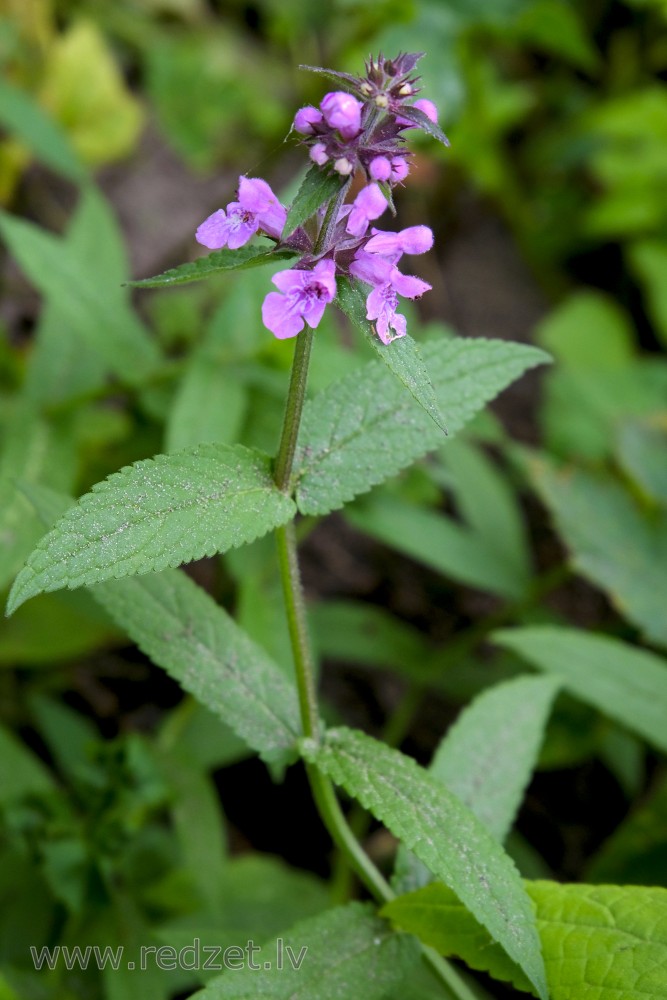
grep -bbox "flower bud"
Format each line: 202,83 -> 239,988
413,98 -> 438,124
390,156 -> 409,183
294,106 -> 324,134
369,156 -> 391,181
334,157 -> 354,176
320,91 -> 362,139
310,143 -> 329,166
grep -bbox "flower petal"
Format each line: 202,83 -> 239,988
195,209 -> 230,249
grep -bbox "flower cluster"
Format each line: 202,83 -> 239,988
195,52 -> 446,343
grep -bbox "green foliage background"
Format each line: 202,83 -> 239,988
1,1 -> 667,998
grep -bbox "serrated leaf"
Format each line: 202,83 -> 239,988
494,626 -> 667,754
384,881 -> 667,1000
336,279 -> 446,432
129,244 -> 299,288
95,569 -> 301,761
530,461 -> 667,646
282,165 -> 345,239
193,901 -> 419,999
295,335 -> 549,515
393,677 -> 559,895
301,727 -> 548,1000
7,444 -> 296,614
0,200 -> 161,384
0,77 -> 86,182
397,105 -> 451,146
430,676 -> 560,841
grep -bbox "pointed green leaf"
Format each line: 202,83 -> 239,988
494,626 -> 667,754
531,461 -> 667,646
301,727 -> 548,1000
0,403 -> 77,592
95,570 -> 301,761
0,77 -> 86,182
193,902 -> 419,1000
429,676 -> 560,841
384,881 -> 667,1000
396,104 -> 450,146
616,420 -> 667,506
439,439 -> 533,587
336,278 -> 446,432
282,164 -> 346,239
7,444 -> 296,614
393,677 -> 559,895
166,357 -> 247,451
347,494 -> 527,599
0,200 -> 161,384
295,335 -> 549,515
128,244 -> 299,288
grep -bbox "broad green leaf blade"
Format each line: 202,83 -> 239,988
301,727 -> 548,1000
429,677 -> 560,842
396,104 -> 451,146
336,278 -> 446,432
439,439 -> 533,588
95,569 -> 301,760
20,186 -> 132,407
384,881 -> 667,1000
193,902 -> 419,999
531,461 -> 667,646
309,600 -> 432,681
393,677 -> 559,896
0,199 -> 160,384
0,724 -> 55,803
7,444 -> 296,614
616,420 -> 667,506
494,626 -> 667,754
166,357 -> 247,452
128,245 -> 298,288
295,336 -> 549,515
347,494 -> 527,599
0,403 -> 77,591
158,748 -> 228,915
0,78 -> 86,182
282,165 -> 346,239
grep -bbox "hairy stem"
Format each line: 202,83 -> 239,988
272,195 -> 474,1000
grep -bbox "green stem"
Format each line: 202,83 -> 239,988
273,326 -> 314,493
272,194 -> 474,1000
275,521 -> 320,741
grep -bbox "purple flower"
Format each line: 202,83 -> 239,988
365,225 -> 433,257
262,259 -> 337,340
390,156 -> 409,183
310,142 -> 329,166
414,98 -> 438,123
346,183 -> 388,238
196,177 -> 286,249
294,106 -> 324,134
320,91 -> 363,139
350,251 -> 430,344
368,156 -> 391,181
